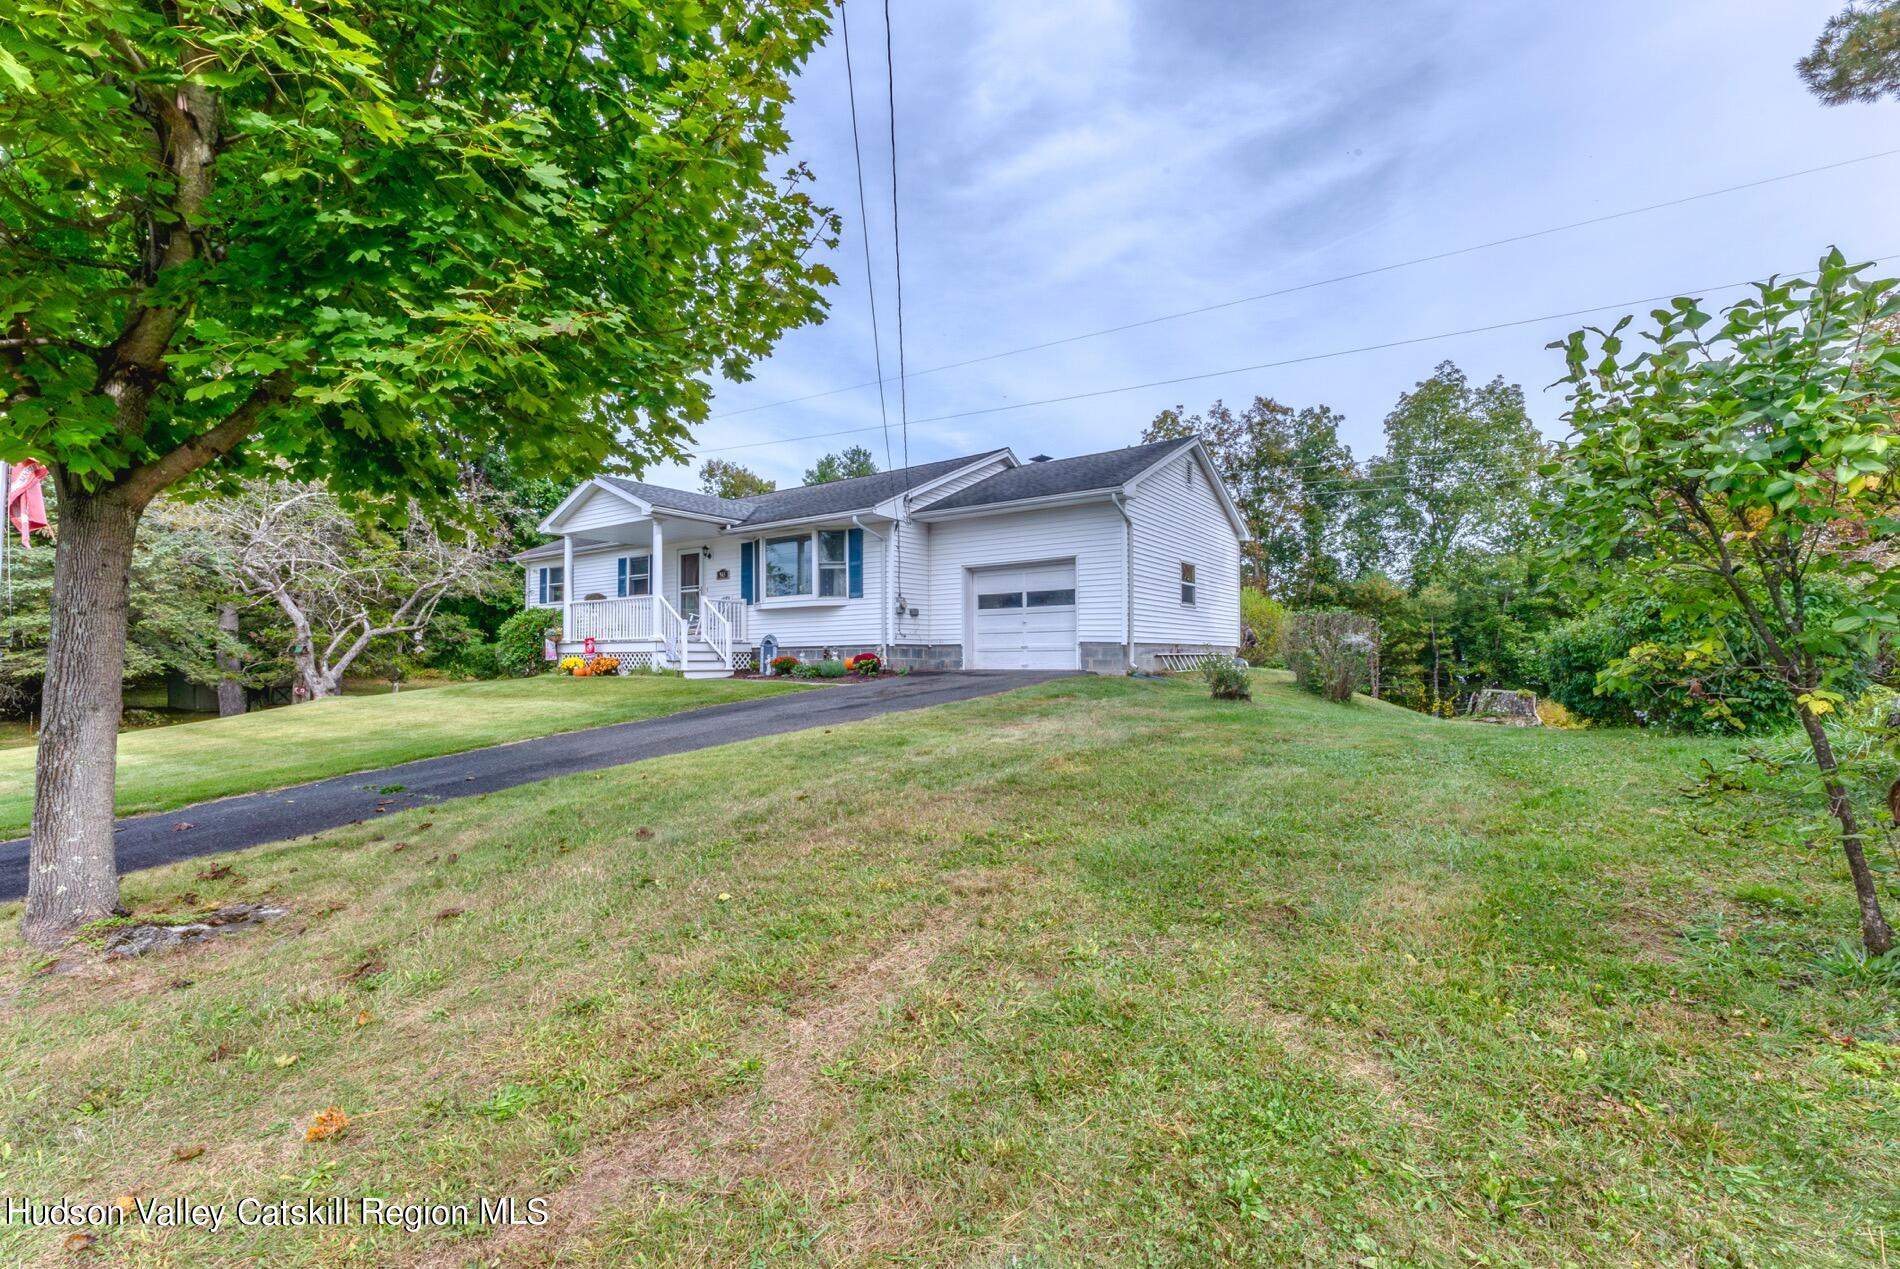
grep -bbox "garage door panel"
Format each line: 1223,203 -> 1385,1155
971,562 -> 1077,670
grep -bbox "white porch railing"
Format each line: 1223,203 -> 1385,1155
655,595 -> 685,668
701,597 -> 735,668
568,596 -> 653,643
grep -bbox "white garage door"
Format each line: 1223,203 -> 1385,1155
971,562 -> 1077,670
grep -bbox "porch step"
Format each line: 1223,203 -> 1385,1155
678,640 -> 738,680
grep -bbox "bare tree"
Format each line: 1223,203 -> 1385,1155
186,483 -> 503,700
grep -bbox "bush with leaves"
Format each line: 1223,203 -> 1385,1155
1284,610 -> 1378,702
495,610 -> 555,677
1198,656 -> 1253,701
1239,590 -> 1286,666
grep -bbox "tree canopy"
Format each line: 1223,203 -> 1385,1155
803,445 -> 877,485
700,458 -> 777,499
0,0 -> 839,509
1798,1 -> 1900,103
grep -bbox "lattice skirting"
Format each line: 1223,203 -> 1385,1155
616,651 -> 656,671
732,649 -> 756,671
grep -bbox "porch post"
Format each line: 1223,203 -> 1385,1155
650,518 -> 665,639
561,533 -> 574,642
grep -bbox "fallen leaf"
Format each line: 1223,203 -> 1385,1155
171,1144 -> 205,1163
274,1053 -> 299,1068
304,1107 -> 349,1142
113,1195 -> 136,1215
195,863 -> 232,881
353,1010 -> 373,1027
345,960 -> 386,984
717,893 -> 732,903
415,823 -> 433,832
435,907 -> 464,921
389,842 -> 408,852
61,1231 -> 95,1252
171,822 -> 195,832
634,827 -> 655,841
443,853 -> 459,865
205,1042 -> 233,1063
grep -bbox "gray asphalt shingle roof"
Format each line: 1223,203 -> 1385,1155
920,436 -> 1196,513
603,449 -> 1011,527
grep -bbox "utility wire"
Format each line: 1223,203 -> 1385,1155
882,0 -> 911,471
838,1 -> 894,473
708,146 -> 1900,422
688,254 -> 1899,456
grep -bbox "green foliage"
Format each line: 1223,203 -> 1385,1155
1238,589 -> 1285,665
0,500 -> 237,714
494,609 -> 554,678
814,658 -> 848,679
1283,610 -> 1376,702
1197,656 -> 1252,701
700,460 -> 777,499
801,446 -> 877,485
1350,361 -> 1549,587
1798,2 -> 1900,104
0,0 -> 840,509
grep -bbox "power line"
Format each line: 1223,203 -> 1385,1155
687,254 -> 1899,456
838,1 -> 893,473
881,0 -> 910,472
708,146 -> 1900,422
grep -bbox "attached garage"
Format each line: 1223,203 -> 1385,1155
969,561 -> 1078,670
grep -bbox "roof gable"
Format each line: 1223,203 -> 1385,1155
919,437 -> 1197,514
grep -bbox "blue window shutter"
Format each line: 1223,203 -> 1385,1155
537,569 -> 548,604
740,541 -> 755,603
847,528 -> 864,598
616,557 -> 627,597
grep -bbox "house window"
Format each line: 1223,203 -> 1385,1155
1027,588 -> 1075,607
1180,563 -> 1196,606
818,530 -> 848,597
617,554 -> 651,598
764,535 -> 811,597
537,565 -> 565,605
976,590 -> 1023,610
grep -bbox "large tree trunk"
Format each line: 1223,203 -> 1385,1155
1796,703 -> 1895,958
215,603 -> 244,717
21,484 -> 141,949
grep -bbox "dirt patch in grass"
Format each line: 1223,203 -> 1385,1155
1246,1002 -> 1434,1135
426,900 -> 980,1266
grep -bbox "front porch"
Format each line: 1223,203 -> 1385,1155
556,594 -> 755,677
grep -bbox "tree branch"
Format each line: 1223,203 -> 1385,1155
115,371 -> 295,507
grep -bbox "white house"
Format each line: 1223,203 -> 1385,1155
515,436 -> 1247,678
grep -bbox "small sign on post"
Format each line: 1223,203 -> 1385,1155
583,636 -> 597,658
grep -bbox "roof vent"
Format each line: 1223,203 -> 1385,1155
1029,453 -> 1053,463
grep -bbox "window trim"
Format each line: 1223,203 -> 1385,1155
1180,562 -> 1196,607
616,553 -> 652,598
537,565 -> 566,606
760,528 -> 856,603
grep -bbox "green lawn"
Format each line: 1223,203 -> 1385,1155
1,674 -> 1895,1264
0,674 -> 802,835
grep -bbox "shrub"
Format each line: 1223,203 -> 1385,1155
1199,656 -> 1252,701
1239,590 -> 1286,666
816,659 -> 848,679
1284,610 -> 1377,702
846,652 -> 881,675
769,654 -> 799,676
445,639 -> 503,680
789,663 -> 820,679
497,609 -> 555,676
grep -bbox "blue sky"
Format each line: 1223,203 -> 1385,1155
645,0 -> 1900,489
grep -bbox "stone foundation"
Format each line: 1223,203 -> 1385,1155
889,643 -> 963,672
1078,641 -> 1131,674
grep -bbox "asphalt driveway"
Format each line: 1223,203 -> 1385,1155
0,671 -> 1068,900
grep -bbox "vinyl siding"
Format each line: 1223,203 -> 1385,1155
561,483 -> 644,532
1126,451 -> 1242,646
522,544 -> 634,608
925,503 -> 1126,645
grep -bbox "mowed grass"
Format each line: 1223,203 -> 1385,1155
0,674 -> 802,835
0,674 -> 1895,1265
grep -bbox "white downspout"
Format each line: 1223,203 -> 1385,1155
852,514 -> 889,660
1112,492 -> 1134,673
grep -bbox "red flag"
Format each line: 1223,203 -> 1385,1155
7,460 -> 48,548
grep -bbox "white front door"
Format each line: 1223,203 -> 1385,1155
677,550 -> 702,621
970,562 -> 1077,670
